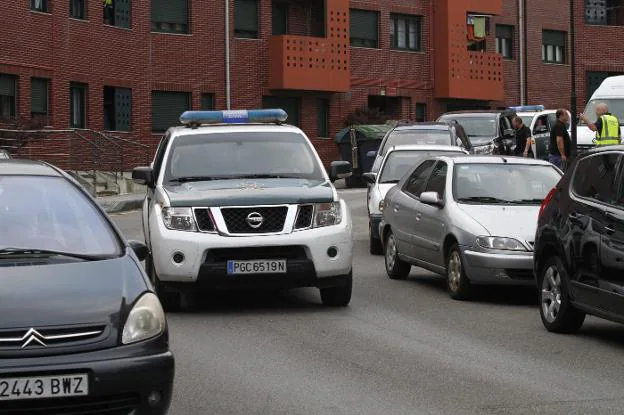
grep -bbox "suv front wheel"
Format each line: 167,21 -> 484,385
539,256 -> 585,333
320,272 -> 352,306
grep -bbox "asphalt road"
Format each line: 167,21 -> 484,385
112,189 -> 624,415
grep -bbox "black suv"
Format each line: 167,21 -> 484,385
534,146 -> 624,333
437,110 -> 516,155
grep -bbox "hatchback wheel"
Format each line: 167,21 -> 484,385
539,257 -> 585,333
446,244 -> 471,300
369,222 -> 383,255
384,231 -> 410,279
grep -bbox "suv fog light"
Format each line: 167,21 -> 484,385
148,391 -> 162,407
173,252 -> 185,264
327,246 -> 338,258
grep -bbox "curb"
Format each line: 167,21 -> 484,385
98,196 -> 144,214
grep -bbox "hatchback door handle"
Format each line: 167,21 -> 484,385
604,226 -> 616,234
394,204 -> 400,212
415,213 -> 422,222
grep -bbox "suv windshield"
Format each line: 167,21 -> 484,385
380,150 -> 463,183
453,163 -> 561,204
520,115 -> 536,126
165,131 -> 325,182
580,99 -> 624,125
0,176 -> 121,256
381,129 -> 452,156
439,115 -> 497,137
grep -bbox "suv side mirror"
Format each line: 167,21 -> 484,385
366,150 -> 377,158
503,128 -> 515,138
362,172 -> 377,184
132,166 -> 154,187
420,191 -> 444,207
330,160 -> 352,181
128,240 -> 148,262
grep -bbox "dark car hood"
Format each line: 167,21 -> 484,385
0,255 -> 146,329
164,178 -> 335,207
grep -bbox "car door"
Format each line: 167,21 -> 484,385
144,133 -> 170,249
414,161 -> 448,266
391,160 -> 436,257
531,114 -> 551,160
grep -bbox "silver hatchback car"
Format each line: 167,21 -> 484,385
380,156 -> 562,299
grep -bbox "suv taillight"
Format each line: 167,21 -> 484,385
539,187 -> 557,218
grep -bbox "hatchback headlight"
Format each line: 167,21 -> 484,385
162,207 -> 197,232
472,143 -> 495,155
378,200 -> 385,212
122,293 -> 166,345
476,236 -> 527,251
313,202 -> 342,228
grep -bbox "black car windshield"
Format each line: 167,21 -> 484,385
580,99 -> 624,125
165,132 -> 324,182
380,150 -> 463,183
439,115 -> 497,137
453,163 -> 561,204
0,176 -> 121,256
381,130 -> 452,155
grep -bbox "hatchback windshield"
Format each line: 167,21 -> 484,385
165,132 -> 324,182
453,163 -> 561,204
439,115 -> 497,137
580,99 -> 624,125
380,150 -> 464,183
381,130 -> 452,156
0,176 -> 121,255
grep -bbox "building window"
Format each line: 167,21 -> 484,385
31,78 -> 49,119
103,0 -> 131,28
496,25 -> 513,59
262,96 -> 300,127
415,103 -> 426,122
103,86 -> 132,131
201,93 -> 215,110
0,75 -> 17,121
272,1 -> 288,35
316,98 -> 329,137
350,9 -> 379,48
542,30 -> 566,64
70,0 -> 87,19
70,83 -> 87,129
586,0 -> 624,25
151,91 -> 191,132
390,14 -> 421,51
31,0 -> 49,12
235,0 -> 259,39
151,0 -> 189,34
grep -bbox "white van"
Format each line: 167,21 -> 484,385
577,75 -> 624,151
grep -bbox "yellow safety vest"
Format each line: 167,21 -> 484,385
103,0 -> 112,6
596,114 -> 621,146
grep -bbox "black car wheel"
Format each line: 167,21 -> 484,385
446,243 -> 471,300
369,222 -> 383,255
384,230 -> 410,280
539,256 -> 586,333
320,272 -> 352,307
146,254 -> 181,312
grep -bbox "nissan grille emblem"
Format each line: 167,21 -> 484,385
21,328 -> 47,349
246,212 -> 264,229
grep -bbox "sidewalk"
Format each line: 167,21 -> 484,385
98,179 -> 350,214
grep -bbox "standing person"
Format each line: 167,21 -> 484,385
512,116 -> 533,157
580,103 -> 621,146
548,109 -> 571,170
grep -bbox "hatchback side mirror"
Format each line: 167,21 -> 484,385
330,160 -> 353,181
128,240 -> 148,262
132,166 -> 154,187
420,191 -> 444,207
362,172 -> 377,184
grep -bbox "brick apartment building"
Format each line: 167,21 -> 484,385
1,0 -> 624,167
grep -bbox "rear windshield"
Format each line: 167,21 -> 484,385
164,132 -> 325,182
381,130 -> 452,155
0,176 -> 121,255
453,163 -> 561,204
380,150 -> 464,183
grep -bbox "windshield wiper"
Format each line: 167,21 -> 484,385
169,176 -> 234,183
509,198 -> 544,204
380,179 -> 399,184
229,174 -> 302,179
457,196 -> 508,203
0,248 -> 104,261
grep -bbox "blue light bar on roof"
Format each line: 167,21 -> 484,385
507,105 -> 545,112
179,109 -> 288,126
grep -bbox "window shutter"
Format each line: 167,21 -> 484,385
115,88 -> 132,131
31,78 -> 48,114
152,0 -> 188,25
272,2 -> 288,35
0,75 -> 16,96
586,0 -> 607,25
496,25 -> 512,39
316,99 -> 329,137
262,96 -> 300,127
350,10 -> 378,41
543,30 -> 566,46
115,0 -> 131,28
201,94 -> 215,110
152,91 -> 190,132
235,0 -> 259,32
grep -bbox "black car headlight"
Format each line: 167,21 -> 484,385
122,293 -> 166,345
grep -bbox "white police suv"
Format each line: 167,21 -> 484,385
132,109 -> 354,310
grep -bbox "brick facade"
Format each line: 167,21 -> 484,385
1,0 -> 624,168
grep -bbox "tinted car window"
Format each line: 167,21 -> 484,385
0,176 -> 121,256
424,162 -> 448,197
573,153 -> 623,205
153,133 -> 170,178
379,151 -> 462,184
165,132 -> 324,181
438,115 -> 497,137
453,163 -> 561,204
404,160 -> 436,197
381,130 -> 452,155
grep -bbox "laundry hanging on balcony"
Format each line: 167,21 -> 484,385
466,15 -> 487,41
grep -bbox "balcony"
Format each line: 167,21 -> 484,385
434,0 -> 504,101
268,0 -> 350,92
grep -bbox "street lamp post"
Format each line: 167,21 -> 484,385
570,0 -> 578,158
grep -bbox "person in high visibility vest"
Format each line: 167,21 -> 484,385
580,103 -> 622,146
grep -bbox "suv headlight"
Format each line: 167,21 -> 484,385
162,207 -> 197,232
313,202 -> 342,228
122,293 -> 166,345
476,236 -> 527,251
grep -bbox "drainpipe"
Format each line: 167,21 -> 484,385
225,0 -> 232,110
518,0 -> 525,105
